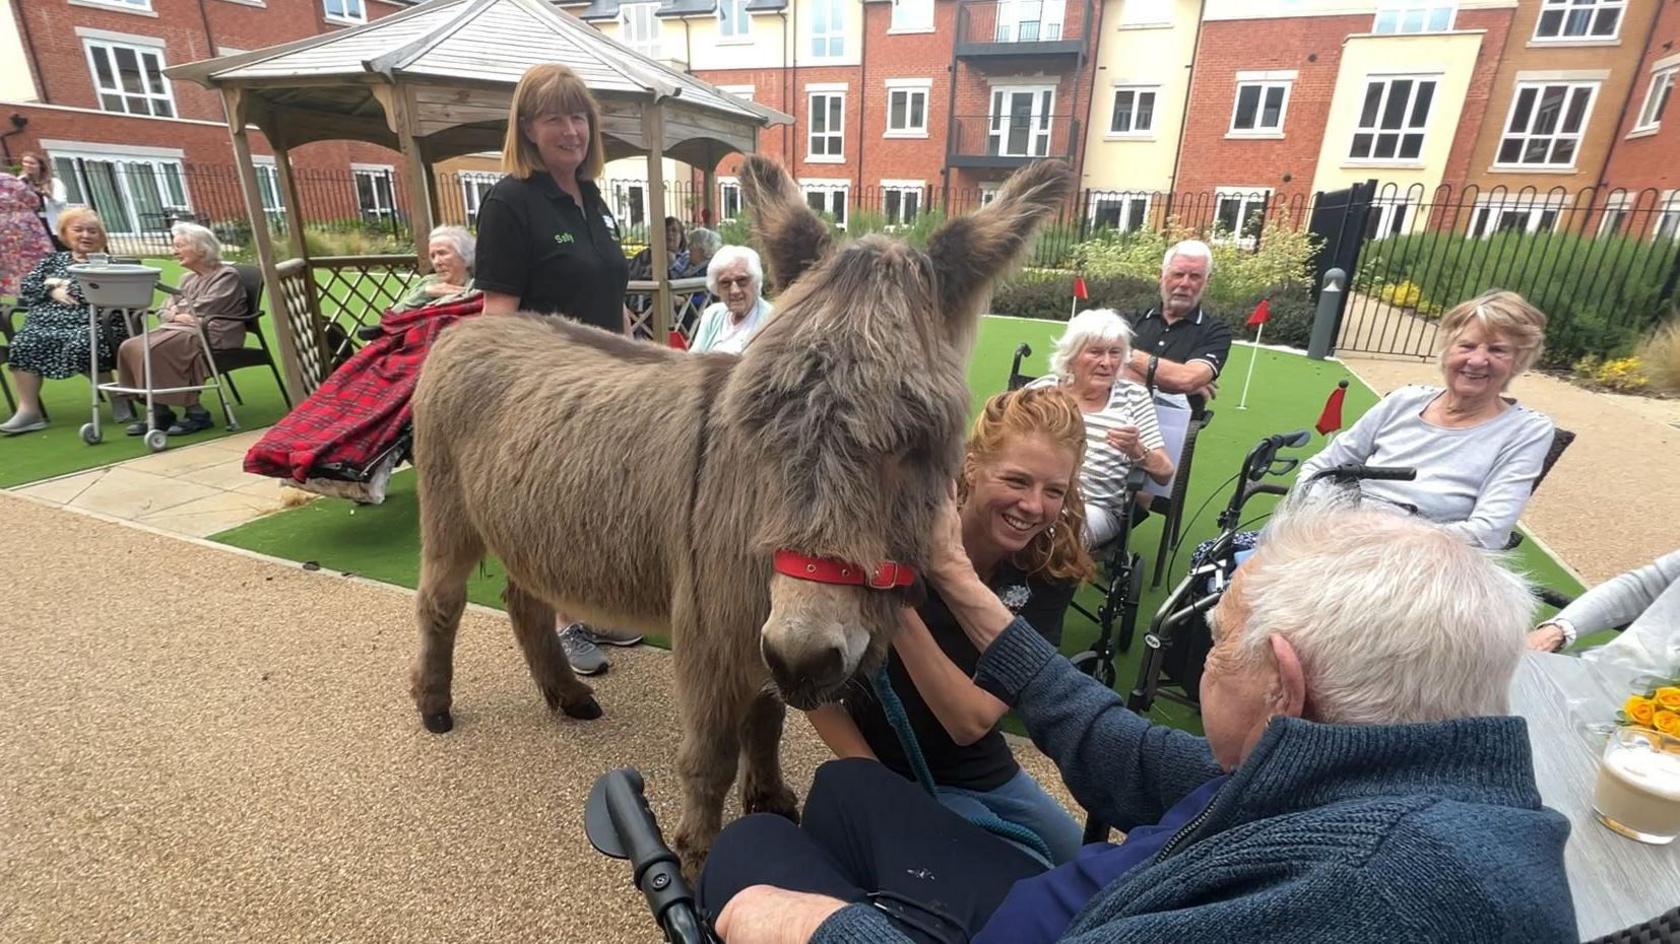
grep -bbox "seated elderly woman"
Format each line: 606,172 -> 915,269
2,208 -> 125,435
1026,309 -> 1173,547
690,245 -> 772,354
698,500 -> 1575,944
682,227 -> 721,279
391,225 -> 477,313
1528,548 -> 1679,659
114,222 -> 247,436
627,215 -> 689,282
1297,289 -> 1554,550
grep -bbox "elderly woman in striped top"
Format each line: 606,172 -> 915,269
1030,309 -> 1174,547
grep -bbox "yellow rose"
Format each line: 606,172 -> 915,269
1656,711 -> 1680,737
1655,687 -> 1680,711
1625,695 -> 1657,727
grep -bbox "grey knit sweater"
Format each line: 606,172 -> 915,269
1577,549 -> 1680,679
811,618 -> 1577,944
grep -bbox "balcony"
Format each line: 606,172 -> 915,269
955,0 -> 1085,59
946,113 -> 1079,169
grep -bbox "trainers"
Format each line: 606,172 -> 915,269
127,406 -> 176,437
166,407 -> 214,436
589,624 -> 645,647
559,623 -> 609,676
0,412 -> 46,435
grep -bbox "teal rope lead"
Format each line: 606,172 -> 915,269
870,668 -> 1054,865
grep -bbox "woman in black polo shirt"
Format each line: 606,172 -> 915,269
475,63 -> 631,333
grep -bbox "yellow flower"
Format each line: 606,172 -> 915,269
1655,687 -> 1680,711
1626,695 -> 1657,727
1656,711 -> 1680,737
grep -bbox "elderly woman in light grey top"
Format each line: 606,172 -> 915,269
1527,550 -> 1680,665
1028,309 -> 1173,548
690,244 -> 772,354
392,225 -> 477,313
1298,290 -> 1555,550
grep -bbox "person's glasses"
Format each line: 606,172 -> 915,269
718,277 -> 752,290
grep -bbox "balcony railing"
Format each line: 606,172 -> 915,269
947,114 -> 1080,168
955,0 -> 1086,56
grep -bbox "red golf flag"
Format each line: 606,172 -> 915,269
1073,276 -> 1088,300
1246,298 -> 1271,327
1316,380 -> 1348,436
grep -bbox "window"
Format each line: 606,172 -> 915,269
719,0 -> 750,39
1229,79 -> 1290,135
1533,0 -> 1623,41
719,178 -> 742,221
890,0 -> 933,32
50,151 -> 188,236
987,86 -> 1055,157
1089,193 -> 1150,233
611,181 -> 648,229
458,172 -> 499,227
324,0 -> 366,23
993,0 -> 1064,42
1108,86 -> 1157,136
354,166 -> 397,221
1467,197 -> 1564,237
1350,76 -> 1436,161
811,0 -> 845,57
619,2 -> 661,58
808,89 -> 845,161
802,181 -> 848,228
1213,187 -> 1270,247
1363,197 -> 1416,240
253,161 -> 287,228
82,0 -> 153,10
1119,0 -> 1171,26
1372,1 -> 1454,34
1597,195 -> 1631,237
886,81 -> 930,137
881,182 -> 923,227
1496,82 -> 1596,168
1633,67 -> 1675,133
84,39 -> 174,118
1656,192 -> 1680,241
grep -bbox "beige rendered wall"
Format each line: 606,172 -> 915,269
1081,0 -> 1199,194
0,4 -> 38,103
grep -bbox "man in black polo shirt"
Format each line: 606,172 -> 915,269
1123,239 -> 1232,417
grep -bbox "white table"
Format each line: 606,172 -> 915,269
1510,652 -> 1680,939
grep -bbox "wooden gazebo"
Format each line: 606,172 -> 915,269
166,0 -> 789,396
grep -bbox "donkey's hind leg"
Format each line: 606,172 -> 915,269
738,690 -> 799,821
411,529 -> 484,734
504,580 -> 602,720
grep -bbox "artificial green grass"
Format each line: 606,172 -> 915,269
208,314 -> 1587,733
0,259 -> 294,488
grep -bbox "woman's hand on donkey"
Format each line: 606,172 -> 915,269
926,483 -> 970,588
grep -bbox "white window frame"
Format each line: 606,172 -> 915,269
718,0 -> 751,41
885,79 -> 931,138
1228,74 -> 1293,137
457,171 -> 500,227
880,180 -> 925,229
1466,195 -> 1567,238
992,0 -> 1065,42
717,84 -> 755,103
978,184 -> 1000,206
83,37 -> 176,119
810,0 -> 845,59
1372,1 -> 1455,34
1107,84 -> 1158,138
251,157 -> 287,218
1532,0 -> 1624,43
1213,186 -> 1272,248
609,180 -> 649,230
719,177 -> 742,221
69,0 -> 156,16
1348,74 -> 1438,163
1118,0 -> 1171,27
889,0 -> 934,33
1494,81 -> 1598,169
1087,192 -> 1151,233
1596,193 -> 1632,238
352,163 -> 398,221
987,83 -> 1057,158
807,85 -> 847,163
618,2 -> 662,59
323,0 -> 366,25
1631,66 -> 1676,134
801,179 -> 850,229
47,146 -> 190,237
1655,191 -> 1680,242
1364,195 -> 1417,240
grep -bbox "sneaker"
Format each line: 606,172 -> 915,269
559,623 -> 609,676
166,408 -> 214,436
127,406 -> 177,437
0,412 -> 46,435
589,624 -> 645,647
110,399 -> 136,424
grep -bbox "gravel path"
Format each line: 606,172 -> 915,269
0,493 -> 1072,943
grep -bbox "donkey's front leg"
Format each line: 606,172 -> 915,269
672,670 -> 749,879
738,689 -> 799,821
505,580 -> 601,720
411,540 -> 479,734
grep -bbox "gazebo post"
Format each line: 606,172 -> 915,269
270,141 -> 309,261
702,161 -> 717,228
221,87 -> 306,403
378,84 -> 438,267
643,103 -> 670,341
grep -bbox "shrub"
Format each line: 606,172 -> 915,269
1378,279 -> 1423,311
1071,223 -> 1318,308
1636,316 -> 1680,395
1573,354 -> 1650,393
987,272 -> 1318,350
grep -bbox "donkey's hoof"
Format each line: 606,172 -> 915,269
562,697 -> 603,720
422,711 -> 454,734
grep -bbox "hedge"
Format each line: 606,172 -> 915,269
988,272 -> 1317,349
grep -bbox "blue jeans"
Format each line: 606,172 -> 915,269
935,767 -> 1085,866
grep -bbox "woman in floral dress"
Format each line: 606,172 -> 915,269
0,171 -> 52,298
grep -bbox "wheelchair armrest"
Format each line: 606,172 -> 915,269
156,283 -> 182,296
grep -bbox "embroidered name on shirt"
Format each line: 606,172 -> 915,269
554,233 -> 575,245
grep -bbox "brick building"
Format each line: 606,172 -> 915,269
1597,0 -> 1680,239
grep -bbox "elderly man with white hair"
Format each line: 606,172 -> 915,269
691,244 -> 771,354
698,501 -> 1576,944
1121,239 -> 1232,417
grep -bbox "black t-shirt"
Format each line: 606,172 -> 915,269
1128,306 -> 1234,416
844,562 -> 1077,792
472,174 -> 630,332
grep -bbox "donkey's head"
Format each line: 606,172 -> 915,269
723,155 -> 1073,709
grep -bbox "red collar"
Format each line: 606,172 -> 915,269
773,549 -> 918,591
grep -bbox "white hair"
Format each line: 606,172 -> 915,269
1049,308 -> 1134,378
706,244 -> 763,296
170,221 -> 221,264
688,227 -> 722,258
1161,239 -> 1214,277
1230,497 -> 1533,725
428,225 -> 476,272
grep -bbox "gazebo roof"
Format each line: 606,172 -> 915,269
166,0 -> 789,162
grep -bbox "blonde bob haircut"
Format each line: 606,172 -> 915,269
1436,289 -> 1547,381
501,64 -> 606,181
56,207 -> 108,250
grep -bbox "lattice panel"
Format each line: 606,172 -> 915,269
627,276 -> 714,344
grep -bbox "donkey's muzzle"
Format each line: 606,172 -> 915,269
763,642 -> 848,709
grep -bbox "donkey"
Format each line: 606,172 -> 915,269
409,155 -> 1073,870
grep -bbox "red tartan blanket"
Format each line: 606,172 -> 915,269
244,295 -> 484,483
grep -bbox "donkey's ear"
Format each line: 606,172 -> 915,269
740,155 -> 832,294
927,159 -> 1075,331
